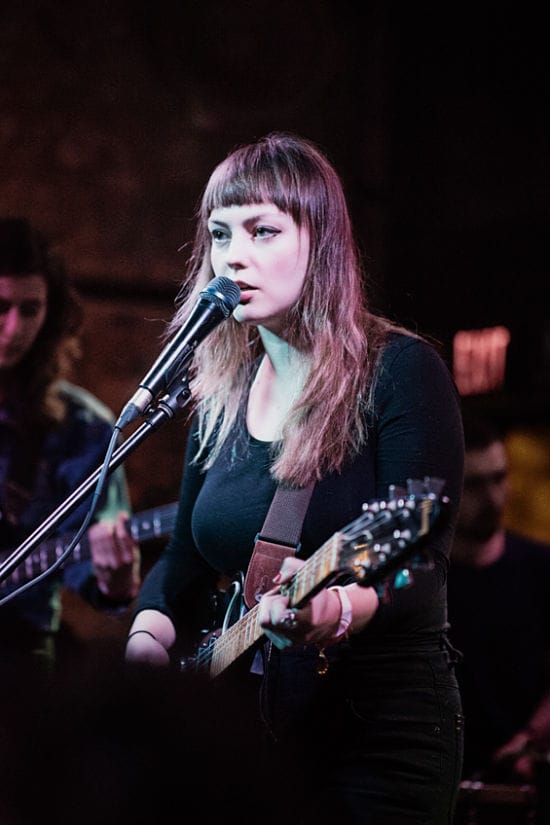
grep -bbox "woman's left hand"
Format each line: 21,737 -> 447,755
258,556 -> 341,649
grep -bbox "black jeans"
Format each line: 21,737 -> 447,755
258,636 -> 464,825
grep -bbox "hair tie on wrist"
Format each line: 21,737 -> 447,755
328,585 -> 353,639
127,629 -> 158,643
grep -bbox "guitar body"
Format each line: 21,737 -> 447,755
59,586 -> 136,648
180,574 -> 249,676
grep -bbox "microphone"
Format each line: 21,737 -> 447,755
115,276 -> 241,428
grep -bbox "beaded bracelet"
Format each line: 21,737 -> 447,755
127,629 -> 158,643
328,585 -> 353,639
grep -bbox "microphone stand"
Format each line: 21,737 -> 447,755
0,377 -> 191,587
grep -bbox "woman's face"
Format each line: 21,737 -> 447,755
207,202 -> 310,335
0,274 -> 48,370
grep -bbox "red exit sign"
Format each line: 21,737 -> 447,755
453,326 -> 511,395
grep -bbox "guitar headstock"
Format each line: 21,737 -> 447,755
339,477 -> 449,590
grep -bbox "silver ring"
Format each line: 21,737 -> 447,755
280,610 -> 298,630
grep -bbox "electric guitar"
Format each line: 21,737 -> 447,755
183,477 -> 449,679
0,501 -> 179,596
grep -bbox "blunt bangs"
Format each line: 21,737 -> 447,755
201,139 -> 319,226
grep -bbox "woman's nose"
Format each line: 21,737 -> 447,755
225,233 -> 249,269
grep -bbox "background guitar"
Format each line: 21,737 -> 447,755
0,501 -> 178,597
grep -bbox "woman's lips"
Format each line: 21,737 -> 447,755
236,282 -> 256,303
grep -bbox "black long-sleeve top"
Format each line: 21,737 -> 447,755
136,333 -> 464,649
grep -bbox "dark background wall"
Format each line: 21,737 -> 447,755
1,1 -> 549,526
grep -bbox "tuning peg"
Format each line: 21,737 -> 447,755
393,568 -> 413,589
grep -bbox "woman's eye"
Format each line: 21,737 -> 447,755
210,228 -> 228,243
254,226 -> 279,239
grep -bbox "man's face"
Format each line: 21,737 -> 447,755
455,440 -> 509,542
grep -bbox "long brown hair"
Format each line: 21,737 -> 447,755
0,217 -> 83,426
169,133 -> 399,486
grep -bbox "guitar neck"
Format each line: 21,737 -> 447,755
202,532 -> 343,679
0,534 -> 93,594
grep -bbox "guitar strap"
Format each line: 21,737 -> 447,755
243,481 -> 315,609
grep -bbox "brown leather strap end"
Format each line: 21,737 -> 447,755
243,539 -> 295,609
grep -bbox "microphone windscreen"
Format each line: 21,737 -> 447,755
200,277 -> 241,316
